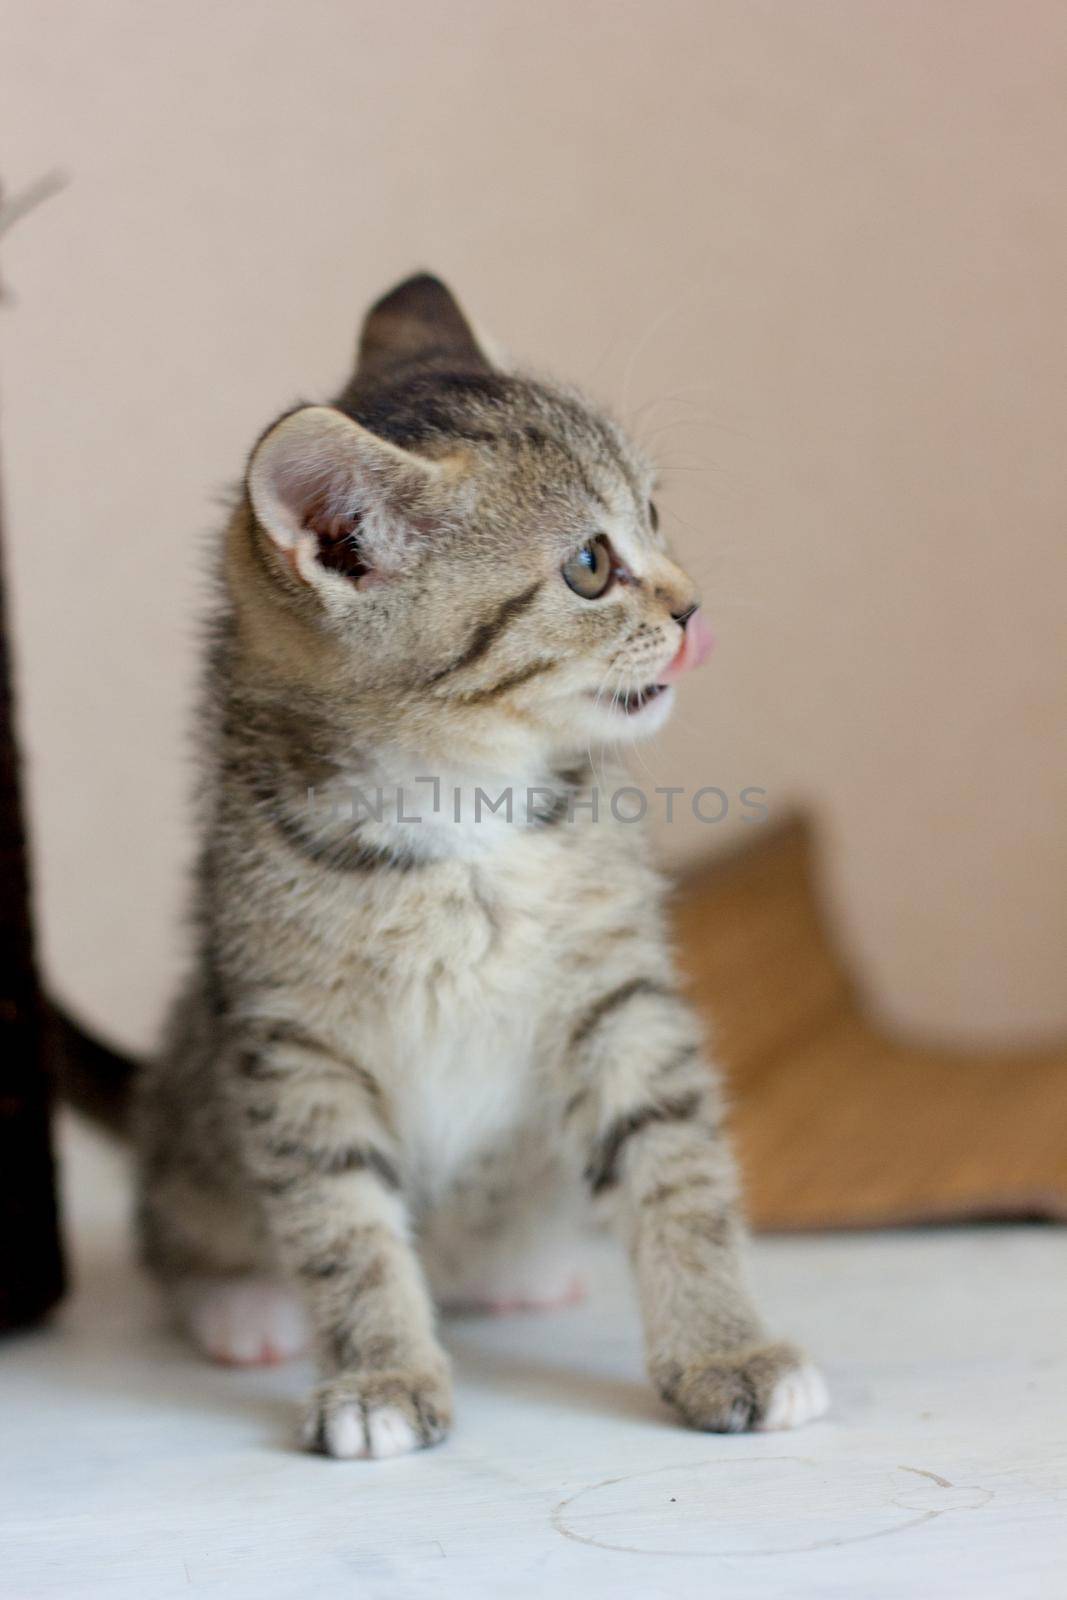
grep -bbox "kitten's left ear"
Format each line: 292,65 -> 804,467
247,405 -> 453,601
354,272 -> 492,384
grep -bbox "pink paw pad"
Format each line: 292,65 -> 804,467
485,1274 -> 587,1316
183,1278 -> 309,1367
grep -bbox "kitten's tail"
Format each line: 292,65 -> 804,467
50,1006 -> 138,1138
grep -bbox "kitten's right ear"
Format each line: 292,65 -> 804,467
355,273 -> 492,383
247,405 -> 450,605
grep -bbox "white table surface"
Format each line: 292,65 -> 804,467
3,1116 -> 1065,1599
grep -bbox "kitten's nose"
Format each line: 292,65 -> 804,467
658,607 -> 715,683
672,603 -> 699,629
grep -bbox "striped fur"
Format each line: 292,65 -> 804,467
134,273 -> 824,1458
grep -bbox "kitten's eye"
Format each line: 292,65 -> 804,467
648,500 -> 660,532
562,536 -> 613,599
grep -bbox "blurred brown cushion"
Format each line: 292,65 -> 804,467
673,820 -> 1067,1231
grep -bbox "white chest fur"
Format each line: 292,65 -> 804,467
388,1008 -> 541,1204
341,840 -> 566,1204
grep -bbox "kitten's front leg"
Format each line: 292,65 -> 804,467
228,1021 -> 451,1459
565,985 -> 828,1432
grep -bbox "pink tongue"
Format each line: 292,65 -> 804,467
657,608 -> 715,684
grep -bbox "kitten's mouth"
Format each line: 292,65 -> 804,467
596,683 -> 671,716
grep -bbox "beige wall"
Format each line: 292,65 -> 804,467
2,0 -> 1065,1052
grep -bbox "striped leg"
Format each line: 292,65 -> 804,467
565,980 -> 828,1433
229,1021 -> 451,1459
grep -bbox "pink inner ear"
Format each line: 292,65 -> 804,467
301,497 -> 371,582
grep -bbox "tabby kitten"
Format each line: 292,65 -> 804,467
135,274 -> 827,1458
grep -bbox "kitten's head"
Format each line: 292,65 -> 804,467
239,274 -> 712,765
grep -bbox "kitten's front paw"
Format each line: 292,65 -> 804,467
656,1341 -> 828,1434
302,1366 -> 453,1460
